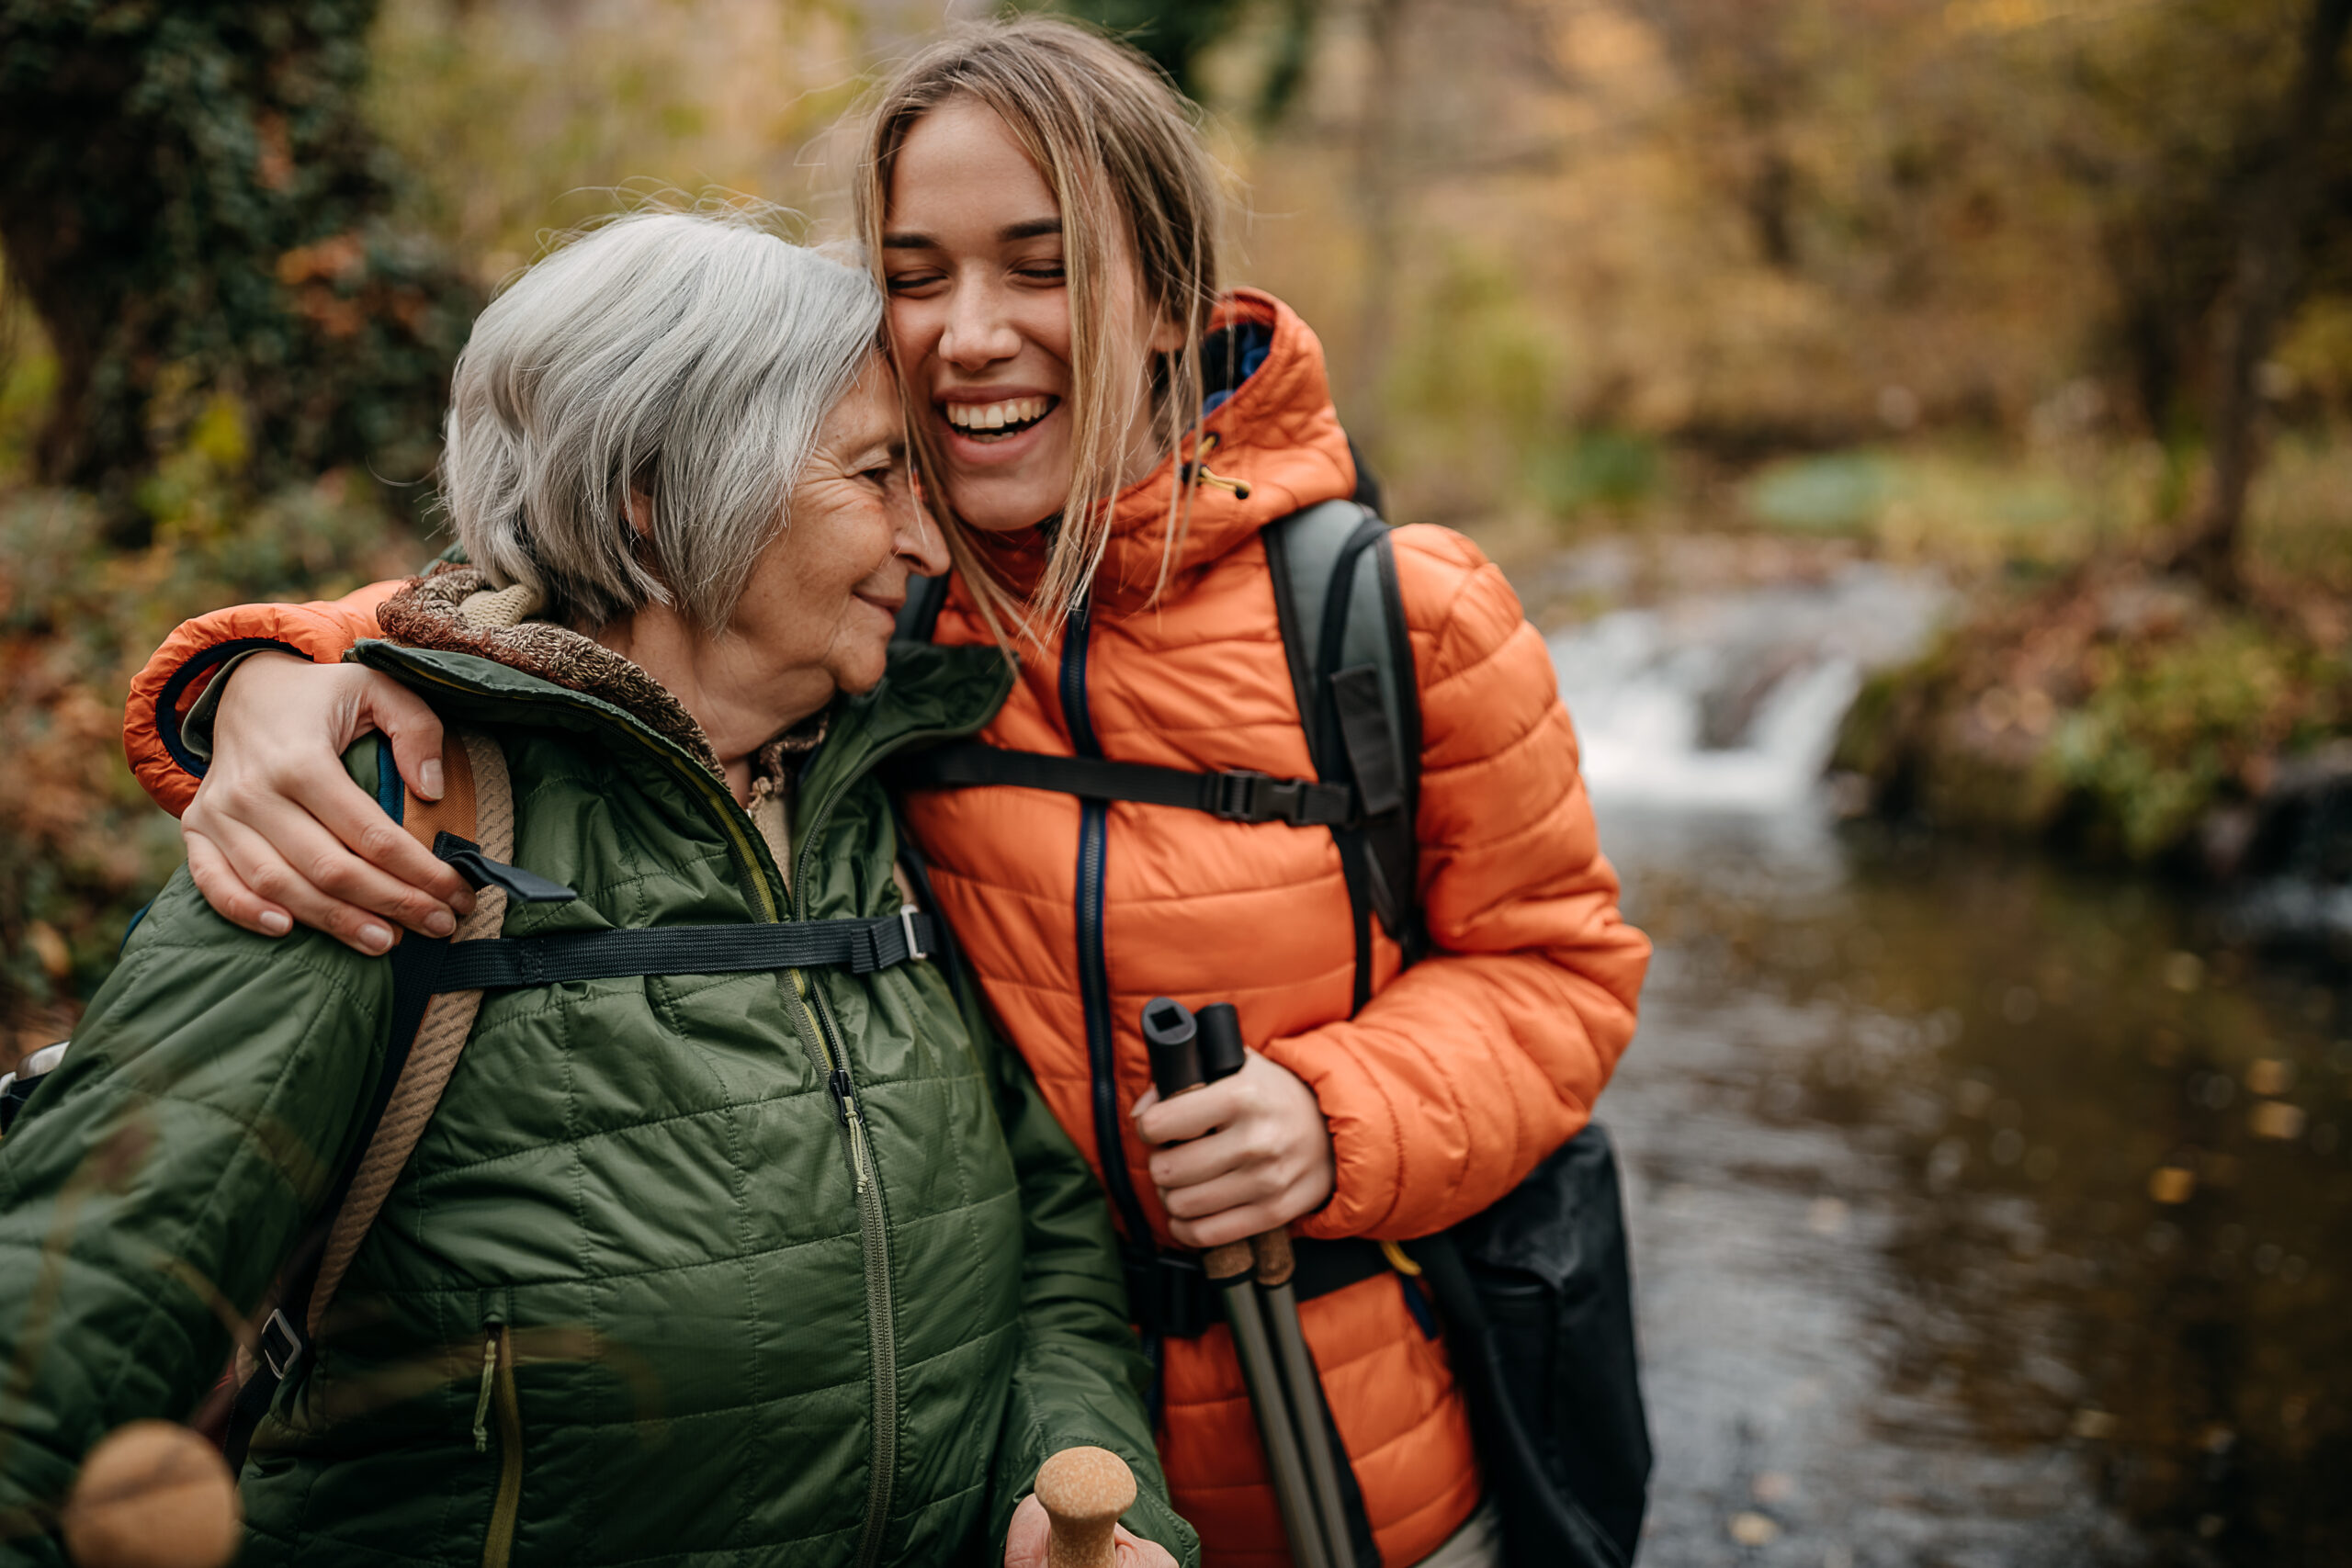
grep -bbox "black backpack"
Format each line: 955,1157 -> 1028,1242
890,500 -> 1653,1568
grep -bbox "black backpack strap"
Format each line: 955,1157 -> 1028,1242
1266,500 -> 1426,1010
432,911 -> 942,987
890,744 -> 1355,827
894,571 -> 951,647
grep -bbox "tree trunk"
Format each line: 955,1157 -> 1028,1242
0,1 -> 477,543
1346,0 -> 1409,451
2171,0 -> 2352,597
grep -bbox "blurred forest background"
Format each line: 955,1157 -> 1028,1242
2,0 -> 2349,1038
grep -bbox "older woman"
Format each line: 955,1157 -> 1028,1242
0,212 -> 1190,1568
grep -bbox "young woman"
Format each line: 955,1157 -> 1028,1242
117,20 -> 1650,1567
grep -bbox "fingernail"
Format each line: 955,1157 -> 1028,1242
425,909 -> 457,937
359,924 -> 393,954
419,759 -> 445,800
259,911 -> 292,937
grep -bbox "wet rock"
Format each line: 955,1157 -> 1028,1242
2214,739 -> 2352,946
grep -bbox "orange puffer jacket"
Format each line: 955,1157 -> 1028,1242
121,288 -> 1649,1568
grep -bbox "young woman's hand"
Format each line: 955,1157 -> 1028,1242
180,653 -> 474,954
1002,1495 -> 1178,1568
1130,1051 -> 1336,1248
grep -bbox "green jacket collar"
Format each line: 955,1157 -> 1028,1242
349,637 -> 1013,806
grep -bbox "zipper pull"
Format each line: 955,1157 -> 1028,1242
846,1112 -> 874,1195
828,1068 -> 874,1192
471,1330 -> 499,1454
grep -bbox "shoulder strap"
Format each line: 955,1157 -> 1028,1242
221,730 -> 504,1470
310,731 -> 510,1335
1265,502 -> 1426,1010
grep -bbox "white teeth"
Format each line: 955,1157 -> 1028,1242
943,397 -> 1050,432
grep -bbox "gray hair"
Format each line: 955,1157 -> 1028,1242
440,208 -> 883,631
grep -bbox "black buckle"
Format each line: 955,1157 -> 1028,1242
258,1308 -> 306,1382
1212,771 -> 1310,824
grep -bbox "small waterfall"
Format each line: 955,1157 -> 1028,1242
1548,562 -> 1949,817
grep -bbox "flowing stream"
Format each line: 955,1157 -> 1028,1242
1533,559 -> 2352,1567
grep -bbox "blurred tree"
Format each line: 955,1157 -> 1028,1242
0,0 -> 478,544
2170,0 -> 2352,596
2055,0 -> 2352,595
1055,0 -> 1250,97
1050,0 -> 1321,120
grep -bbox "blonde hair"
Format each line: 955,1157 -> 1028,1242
854,15 -> 1226,639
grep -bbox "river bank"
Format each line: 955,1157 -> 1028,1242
1514,542 -> 2351,1565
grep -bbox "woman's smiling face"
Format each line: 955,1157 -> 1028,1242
880,95 -> 1180,535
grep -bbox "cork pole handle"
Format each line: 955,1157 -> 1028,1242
1036,1446 -> 1136,1568
1250,1227 -> 1295,1288
62,1422 -> 242,1568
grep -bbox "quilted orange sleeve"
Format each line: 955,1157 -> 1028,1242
122,581 -> 402,818
1266,525 -> 1651,1241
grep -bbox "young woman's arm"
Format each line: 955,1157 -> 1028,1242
1262,525 -> 1650,1243
122,587 -> 474,952
0,876 -> 390,1558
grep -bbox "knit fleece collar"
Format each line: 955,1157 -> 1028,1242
374,563 -> 823,784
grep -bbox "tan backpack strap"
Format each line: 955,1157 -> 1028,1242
310,732 -> 514,1337
398,730 -> 480,853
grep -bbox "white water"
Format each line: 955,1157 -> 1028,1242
1548,563 -> 1951,816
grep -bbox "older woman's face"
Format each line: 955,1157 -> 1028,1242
730,357 -> 945,705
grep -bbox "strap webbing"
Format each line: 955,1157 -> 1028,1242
435,912 -> 941,989
891,742 -> 1357,828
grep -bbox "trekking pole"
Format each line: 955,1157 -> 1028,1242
60,1421 -> 241,1568
1191,1006 -> 1360,1568
1141,999 -> 1332,1568
1035,1446 -> 1135,1568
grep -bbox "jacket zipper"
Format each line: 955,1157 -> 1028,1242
1060,599 -> 1158,1261
790,717 -> 991,1568
476,1317 -> 522,1568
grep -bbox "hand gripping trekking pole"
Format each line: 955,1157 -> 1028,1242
1036,1446 -> 1136,1568
1141,999 -> 1333,1568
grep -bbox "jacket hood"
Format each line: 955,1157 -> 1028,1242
965,288 -> 1356,616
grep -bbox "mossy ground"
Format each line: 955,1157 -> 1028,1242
1827,438 -> 2352,866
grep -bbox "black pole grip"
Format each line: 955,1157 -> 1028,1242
1141,997 -> 1203,1098
1195,1003 -> 1247,1083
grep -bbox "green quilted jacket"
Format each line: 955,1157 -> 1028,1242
0,593 -> 1193,1568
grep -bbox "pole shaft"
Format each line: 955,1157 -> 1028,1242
1224,1282 -> 1332,1568
1261,1280 -> 1356,1566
